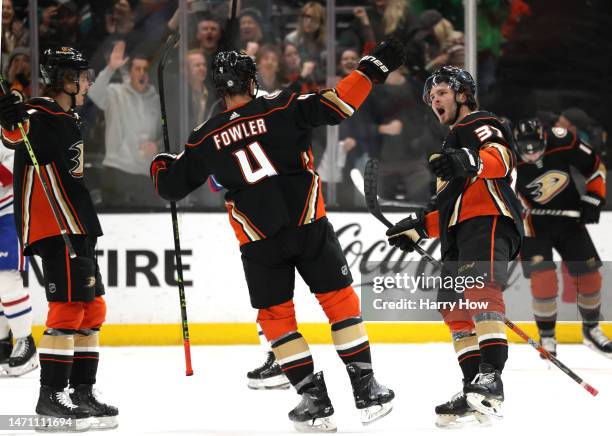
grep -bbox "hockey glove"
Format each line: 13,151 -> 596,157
150,152 -> 177,180
579,193 -> 604,224
386,210 -> 428,253
428,148 -> 482,181
0,90 -> 28,132
357,38 -> 405,84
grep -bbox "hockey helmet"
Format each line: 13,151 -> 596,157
41,47 -> 90,88
514,118 -> 546,162
212,51 -> 258,98
423,66 -> 477,110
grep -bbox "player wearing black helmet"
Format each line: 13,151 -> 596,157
514,118 -> 611,360
0,47 -> 117,431
386,66 -> 523,424
151,40 -> 405,432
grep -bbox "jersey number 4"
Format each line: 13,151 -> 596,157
233,141 -> 278,184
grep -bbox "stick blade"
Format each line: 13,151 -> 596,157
363,158 -> 381,213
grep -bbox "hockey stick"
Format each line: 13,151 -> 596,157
363,158 -> 599,397
0,76 -> 77,258
350,167 -> 425,208
158,32 -> 194,376
526,209 -> 580,218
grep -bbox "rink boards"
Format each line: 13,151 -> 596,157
24,212 -> 612,345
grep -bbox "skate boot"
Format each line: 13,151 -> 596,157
7,334 -> 38,376
0,332 -> 12,373
70,384 -> 119,430
247,351 -> 290,390
35,385 -> 92,432
539,336 -> 557,359
346,363 -> 394,425
435,387 -> 490,428
583,324 -> 612,359
288,372 -> 336,432
464,363 -> 504,418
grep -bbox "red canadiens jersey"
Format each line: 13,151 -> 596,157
516,127 -> 606,237
1,97 -> 102,254
430,111 -> 523,257
155,70 -> 372,245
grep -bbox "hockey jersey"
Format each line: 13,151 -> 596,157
154,70 -> 372,245
425,111 -> 523,257
516,126 -> 606,237
0,97 -> 102,254
0,147 -> 14,218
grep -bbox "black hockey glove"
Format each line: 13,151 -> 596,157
386,210 -> 428,253
428,148 -> 482,181
150,152 -> 177,180
579,193 -> 604,224
357,38 -> 405,84
0,90 -> 28,132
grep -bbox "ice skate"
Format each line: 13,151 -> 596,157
288,372 -> 336,433
539,336 -> 557,359
6,334 -> 38,376
247,351 -> 290,390
583,325 -> 612,359
346,363 -> 394,425
70,384 -> 119,430
435,389 -> 490,428
465,363 -> 504,419
0,332 -> 12,373
35,386 -> 92,432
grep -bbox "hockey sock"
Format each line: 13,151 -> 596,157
452,331 -> 480,382
331,317 -> 371,372
530,270 -> 558,337
39,329 -> 74,389
69,329 -> 100,386
0,290 -> 33,339
474,312 -> 508,372
575,271 -> 602,328
271,331 -> 314,393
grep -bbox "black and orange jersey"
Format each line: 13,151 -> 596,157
425,111 -> 523,257
155,70 -> 372,245
516,127 -> 606,237
0,97 -> 102,254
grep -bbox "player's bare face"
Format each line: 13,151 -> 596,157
429,83 -> 456,125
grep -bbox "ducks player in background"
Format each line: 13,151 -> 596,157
150,41 -> 405,431
386,66 -> 523,425
514,118 -> 611,359
0,47 -> 118,431
0,145 -> 37,377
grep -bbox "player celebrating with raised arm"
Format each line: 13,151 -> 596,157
514,118 -> 611,359
0,48 -> 117,431
150,41 -> 405,432
385,66 -> 523,425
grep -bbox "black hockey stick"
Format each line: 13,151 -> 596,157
158,32 -> 193,376
0,75 -> 77,259
350,167 -> 425,209
363,158 -> 599,397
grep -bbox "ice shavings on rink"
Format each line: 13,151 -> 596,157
1,343 -> 610,435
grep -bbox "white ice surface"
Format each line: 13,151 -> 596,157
1,343 -> 610,435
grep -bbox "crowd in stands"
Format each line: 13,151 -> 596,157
1,0 -> 609,210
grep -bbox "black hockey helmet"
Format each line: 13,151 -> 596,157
212,51 -> 258,99
423,66 -> 477,110
40,47 -> 91,104
514,118 -> 546,162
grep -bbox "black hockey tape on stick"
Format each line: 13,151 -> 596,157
526,209 -> 580,218
363,158 -> 599,397
0,75 -> 77,259
158,32 -> 194,377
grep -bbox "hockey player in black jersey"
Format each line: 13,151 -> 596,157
385,66 -> 523,425
150,43 -> 405,432
515,118 -> 611,359
0,47 -> 118,431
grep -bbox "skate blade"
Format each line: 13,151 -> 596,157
34,416 -> 93,432
293,416 -> 337,433
435,411 -> 491,428
247,374 -> 291,390
361,401 -> 393,425
583,340 -> 612,359
7,356 -> 39,377
88,416 -> 119,431
465,393 -> 503,419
